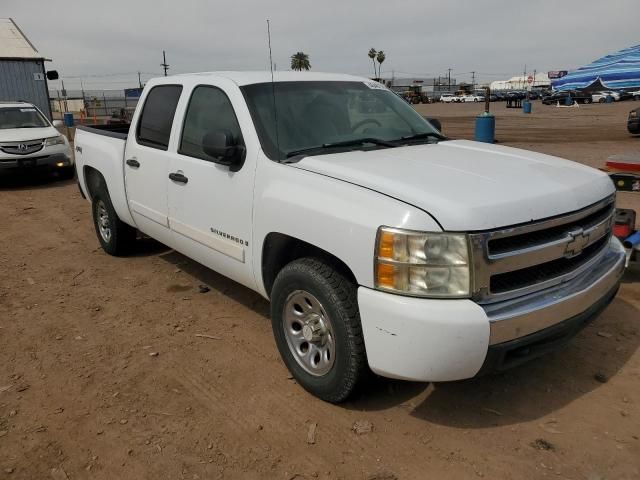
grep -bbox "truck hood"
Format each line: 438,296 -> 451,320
0,126 -> 59,142
291,140 -> 614,231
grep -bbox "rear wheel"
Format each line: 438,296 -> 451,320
270,258 -> 367,403
91,185 -> 136,256
584,98 -> 592,104
598,98 -> 605,103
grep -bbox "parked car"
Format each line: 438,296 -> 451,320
592,91 -> 622,103
74,72 -> 624,403
631,90 -> 640,101
542,90 -> 593,105
0,102 -> 73,177
629,107 -> 640,134
439,93 -> 458,103
460,94 -> 485,102
527,91 -> 539,100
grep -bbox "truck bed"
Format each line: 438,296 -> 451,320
76,123 -> 130,140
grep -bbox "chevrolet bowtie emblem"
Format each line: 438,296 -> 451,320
565,229 -> 590,257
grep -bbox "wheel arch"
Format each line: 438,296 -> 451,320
261,232 -> 358,298
83,165 -> 106,201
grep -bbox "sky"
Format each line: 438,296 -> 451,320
4,0 -> 639,91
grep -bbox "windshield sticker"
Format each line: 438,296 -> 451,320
20,108 -> 36,112
363,80 -> 386,90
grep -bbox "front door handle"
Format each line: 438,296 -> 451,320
126,158 -> 140,168
169,172 -> 188,184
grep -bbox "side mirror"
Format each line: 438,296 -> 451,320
202,130 -> 245,172
52,120 -> 63,128
422,116 -> 442,132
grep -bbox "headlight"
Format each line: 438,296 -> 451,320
630,111 -> 638,118
45,135 -> 66,146
375,227 -> 471,298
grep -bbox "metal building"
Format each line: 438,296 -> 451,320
0,18 -> 52,119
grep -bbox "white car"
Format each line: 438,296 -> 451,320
630,90 -> 640,101
592,91 -> 621,103
0,102 -> 73,177
460,94 -> 485,103
74,71 -> 624,403
439,93 -> 458,103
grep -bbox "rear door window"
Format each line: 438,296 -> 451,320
136,85 -> 183,150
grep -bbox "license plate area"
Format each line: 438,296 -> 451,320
20,158 -> 37,167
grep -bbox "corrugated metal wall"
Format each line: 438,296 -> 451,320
0,59 -> 52,119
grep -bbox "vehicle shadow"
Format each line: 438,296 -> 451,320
155,246 -> 639,425
0,170 -> 74,191
349,296 -> 639,428
158,250 -> 270,318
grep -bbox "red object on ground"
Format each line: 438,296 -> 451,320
606,156 -> 640,173
613,208 -> 636,239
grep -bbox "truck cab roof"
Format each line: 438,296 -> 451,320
169,71 -> 370,86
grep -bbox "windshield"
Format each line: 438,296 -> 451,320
241,81 -> 442,160
0,107 -> 49,129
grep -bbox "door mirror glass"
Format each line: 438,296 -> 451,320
202,130 -> 245,171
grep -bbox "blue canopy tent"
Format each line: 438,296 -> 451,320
552,44 -> 640,92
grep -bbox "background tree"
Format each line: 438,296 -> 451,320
290,52 -> 311,71
376,51 -> 386,79
368,48 -> 378,78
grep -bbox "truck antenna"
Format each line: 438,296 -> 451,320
267,19 -> 281,159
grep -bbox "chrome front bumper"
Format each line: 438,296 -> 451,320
483,237 -> 625,345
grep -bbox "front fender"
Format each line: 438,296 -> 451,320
252,158 -> 440,296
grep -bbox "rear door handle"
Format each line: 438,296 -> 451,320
126,158 -> 140,168
169,172 -> 188,184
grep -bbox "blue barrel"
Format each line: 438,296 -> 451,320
564,96 -> 573,106
605,95 -> 613,104
522,101 -> 532,114
474,113 -> 495,143
63,112 -> 74,127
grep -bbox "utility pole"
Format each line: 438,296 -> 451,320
161,51 -> 170,76
471,71 -> 476,90
532,69 -> 536,88
447,68 -> 452,92
138,71 -> 143,88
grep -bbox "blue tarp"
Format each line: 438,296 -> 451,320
552,44 -> 640,91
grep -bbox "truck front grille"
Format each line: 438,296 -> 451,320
0,139 -> 44,155
470,196 -> 615,303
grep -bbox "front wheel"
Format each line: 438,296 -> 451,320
270,258 -> 367,403
91,186 -> 137,256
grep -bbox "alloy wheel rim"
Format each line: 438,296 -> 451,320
96,200 -> 112,243
283,290 -> 335,376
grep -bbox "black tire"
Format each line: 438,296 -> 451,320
91,184 -> 136,256
270,258 -> 367,403
584,98 -> 592,104
598,98 -> 605,103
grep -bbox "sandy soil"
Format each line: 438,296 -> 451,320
1,101 -> 639,480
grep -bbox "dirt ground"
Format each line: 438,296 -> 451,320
1,101 -> 640,480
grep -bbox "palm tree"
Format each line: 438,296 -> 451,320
368,48 -> 377,78
290,52 -> 311,71
376,51 -> 386,79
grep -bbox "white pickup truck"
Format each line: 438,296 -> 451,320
74,72 -> 625,403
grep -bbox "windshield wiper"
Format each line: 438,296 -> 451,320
285,137 -> 398,159
392,131 -> 447,143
